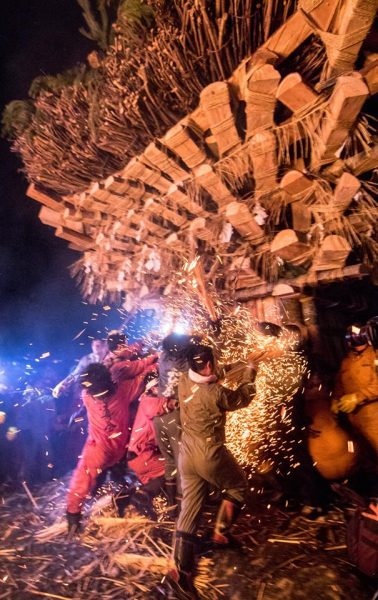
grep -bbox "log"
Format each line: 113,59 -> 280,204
249,131 -> 278,198
167,184 -> 210,218
200,82 -> 240,156
243,63 -> 281,137
141,142 -> 190,184
312,73 -> 369,168
163,120 -> 207,169
225,201 -> 265,245
276,73 -> 319,113
193,164 -> 238,212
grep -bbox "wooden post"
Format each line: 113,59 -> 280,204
249,131 -> 278,198
199,82 -> 240,156
242,64 -> 281,138
312,73 -> 369,169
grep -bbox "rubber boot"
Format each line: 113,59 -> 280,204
212,498 -> 241,546
168,531 -> 199,600
66,512 -> 82,537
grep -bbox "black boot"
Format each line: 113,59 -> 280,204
131,489 -> 157,520
168,531 -> 199,600
114,487 -> 132,517
66,512 -> 82,537
165,478 -> 177,507
212,498 -> 241,546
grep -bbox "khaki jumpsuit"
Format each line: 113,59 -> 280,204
176,372 -> 255,534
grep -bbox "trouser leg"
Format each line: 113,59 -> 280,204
153,409 -> 182,494
176,462 -> 208,535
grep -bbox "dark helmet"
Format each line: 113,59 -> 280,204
188,344 -> 214,373
366,316 -> 378,349
345,324 -> 369,348
107,330 -> 127,351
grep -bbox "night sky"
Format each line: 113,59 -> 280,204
0,1 -> 102,363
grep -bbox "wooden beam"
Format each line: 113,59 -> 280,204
225,202 -> 265,245
141,142 -> 190,184
143,198 -> 187,228
193,164 -> 238,212
189,217 -> 220,248
361,57 -> 378,95
167,184 -> 210,218
55,226 -> 94,250
322,143 -> 378,178
199,82 -> 240,156
276,73 -> 319,113
163,120 -> 207,169
312,73 -> 369,169
122,157 -> 172,194
333,172 -> 361,212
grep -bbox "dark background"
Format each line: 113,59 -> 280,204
0,1 -> 101,367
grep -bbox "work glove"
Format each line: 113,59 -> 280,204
338,393 -> 359,413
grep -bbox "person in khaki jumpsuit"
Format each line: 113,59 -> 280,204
169,345 -> 256,599
332,325 -> 378,456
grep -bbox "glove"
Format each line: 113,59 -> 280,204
338,393 -> 359,413
330,398 -> 340,414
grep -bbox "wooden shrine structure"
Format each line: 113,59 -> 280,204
21,0 -> 378,322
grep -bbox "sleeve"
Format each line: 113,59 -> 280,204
111,354 -> 157,383
216,382 -> 255,412
140,395 -> 168,419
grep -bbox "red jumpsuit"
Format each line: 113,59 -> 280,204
128,393 -> 167,484
67,355 -> 157,514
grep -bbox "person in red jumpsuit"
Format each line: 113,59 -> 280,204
66,351 -> 157,534
115,379 -> 174,518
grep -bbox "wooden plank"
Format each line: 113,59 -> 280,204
55,226 -> 94,250
225,201 -> 265,245
193,164 -> 238,212
27,183 -> 65,212
163,120 -> 207,169
249,130 -> 278,198
200,82 -> 241,156
243,63 -> 281,137
276,73 -> 319,113
312,73 -> 369,169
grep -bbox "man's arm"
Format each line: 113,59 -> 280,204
111,354 -> 158,382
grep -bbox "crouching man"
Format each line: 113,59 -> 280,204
66,352 -> 157,535
170,345 -> 256,599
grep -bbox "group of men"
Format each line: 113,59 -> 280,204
53,316 -> 378,600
